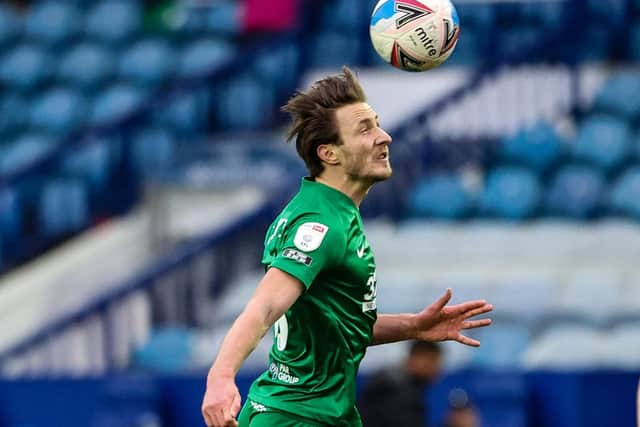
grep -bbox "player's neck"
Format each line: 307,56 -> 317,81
314,174 -> 372,207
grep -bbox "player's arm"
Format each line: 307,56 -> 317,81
370,288 -> 492,347
201,267 -> 304,427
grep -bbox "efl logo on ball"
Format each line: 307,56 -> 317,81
370,0 -> 460,72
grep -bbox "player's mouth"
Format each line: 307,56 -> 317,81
375,152 -> 389,161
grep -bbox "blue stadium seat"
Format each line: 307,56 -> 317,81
519,1 -> 566,29
0,44 -> 52,92
197,1 -> 241,35
132,328 -> 195,373
455,3 -> 495,31
586,0 -> 626,27
0,187 -> 21,241
545,165 -> 605,219
39,178 -> 89,236
252,43 -> 299,94
408,174 -> 473,219
629,23 -> 640,61
0,94 -> 28,137
573,115 -> 632,173
85,1 -> 141,45
177,38 -> 235,79
309,33 -> 362,68
471,323 -> 531,369
593,73 -> 640,121
441,28 -> 480,67
90,84 -> 146,126
30,88 -> 87,135
62,139 -> 111,192
23,1 -> 80,46
499,26 -> 540,60
480,167 -> 541,220
0,5 -> 20,48
216,76 -> 274,130
499,122 -> 566,173
609,166 -> 640,220
0,133 -> 57,176
119,39 -> 175,88
131,127 -> 175,177
574,27 -> 611,62
153,91 -> 209,137
321,0 -> 368,34
57,43 -> 115,90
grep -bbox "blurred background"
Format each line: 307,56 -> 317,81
0,0 -> 638,426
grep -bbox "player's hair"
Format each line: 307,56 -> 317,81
409,340 -> 442,356
282,66 -> 367,177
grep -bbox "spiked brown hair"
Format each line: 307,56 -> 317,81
282,66 -> 367,177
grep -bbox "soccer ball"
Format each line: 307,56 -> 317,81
370,0 -> 460,72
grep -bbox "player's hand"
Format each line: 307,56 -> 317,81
413,288 -> 492,347
201,374 -> 242,427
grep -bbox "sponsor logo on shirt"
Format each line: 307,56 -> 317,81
269,362 -> 300,384
282,249 -> 313,266
250,401 -> 268,413
293,222 -> 329,252
362,301 -> 377,312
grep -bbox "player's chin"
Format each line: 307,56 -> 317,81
371,167 -> 393,182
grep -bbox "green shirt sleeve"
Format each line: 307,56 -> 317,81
265,213 -> 346,289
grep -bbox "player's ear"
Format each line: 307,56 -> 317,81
317,144 -> 340,165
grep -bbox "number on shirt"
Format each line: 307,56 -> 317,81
274,315 -> 289,351
364,271 -> 377,301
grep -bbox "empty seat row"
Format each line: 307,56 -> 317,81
409,164 -> 640,220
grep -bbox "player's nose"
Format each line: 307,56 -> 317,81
376,127 -> 392,145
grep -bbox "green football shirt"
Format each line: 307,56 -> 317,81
247,177 -> 378,426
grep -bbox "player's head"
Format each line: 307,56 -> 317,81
406,340 -> 443,383
283,66 -> 392,183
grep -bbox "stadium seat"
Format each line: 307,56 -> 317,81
23,1 -> 80,46
252,43 -> 300,94
552,274 -> 621,325
321,0 -> 368,34
0,94 -> 28,137
522,323 -> 604,369
118,39 -> 175,88
586,0 -> 626,27
38,178 -> 89,236
85,1 -> 142,45
153,91 -> 209,137
490,280 -> 554,324
215,76 -> 274,130
499,26 -> 541,61
62,138 -> 112,192
0,5 -> 20,48
177,38 -> 235,80
0,133 -> 57,176
629,23 -> 640,61
592,73 -> 640,121
408,173 -> 473,219
499,122 -> 566,173
440,28 -> 480,67
132,327 -> 195,373
131,127 -> 175,177
545,165 -> 605,219
573,115 -> 632,173
309,33 -> 362,68
480,166 -> 541,220
455,3 -> 495,31
0,187 -> 21,241
470,322 -> 531,369
574,27 -> 611,62
609,166 -> 640,220
29,88 -> 87,135
90,84 -> 146,126
199,1 -> 241,35
0,44 -> 52,92
603,322 -> 640,368
57,43 -> 115,90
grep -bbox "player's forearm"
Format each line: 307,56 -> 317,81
370,313 -> 418,346
207,307 -> 272,380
